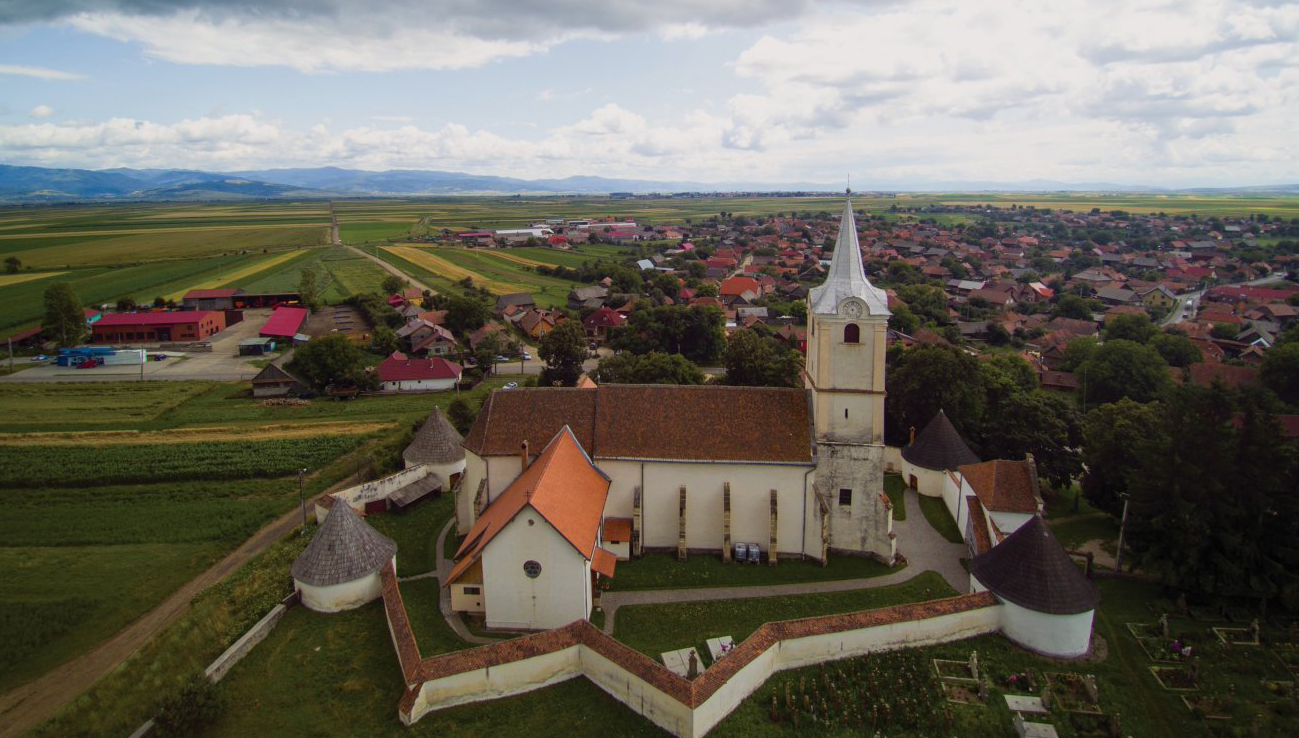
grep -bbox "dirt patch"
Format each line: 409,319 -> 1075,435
1077,539 -> 1117,570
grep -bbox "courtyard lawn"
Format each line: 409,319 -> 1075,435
201,602 -> 663,738
1049,514 -> 1120,551
884,472 -> 907,520
612,571 -> 956,661
367,492 -> 455,578
608,551 -> 900,592
917,493 -> 964,543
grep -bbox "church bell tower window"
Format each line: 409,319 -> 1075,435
843,323 -> 860,343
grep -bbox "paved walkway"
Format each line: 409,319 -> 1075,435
598,488 -> 968,634
0,472 -> 363,738
433,518 -> 496,646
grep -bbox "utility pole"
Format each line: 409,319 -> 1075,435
7,337 -> 12,373
1114,492 -> 1131,573
298,468 -> 308,536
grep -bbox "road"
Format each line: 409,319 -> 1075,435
0,474 -> 361,738
1159,272 -> 1289,327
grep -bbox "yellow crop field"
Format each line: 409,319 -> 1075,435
382,245 -> 530,294
0,271 -> 66,287
475,250 -> 550,268
165,250 -> 304,299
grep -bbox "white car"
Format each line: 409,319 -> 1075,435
503,381 -> 519,390
521,351 -> 532,360
1186,298 -> 1194,306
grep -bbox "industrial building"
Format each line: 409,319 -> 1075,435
90,311 -> 226,343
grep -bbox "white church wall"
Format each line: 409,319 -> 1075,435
296,567 -> 387,613
482,506 -> 590,630
899,460 -> 945,498
943,472 -> 964,528
882,445 -> 902,473
456,451 -> 488,534
409,646 -> 583,718
988,510 -> 1034,536
579,646 -> 697,737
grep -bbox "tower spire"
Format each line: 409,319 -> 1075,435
807,194 -> 889,317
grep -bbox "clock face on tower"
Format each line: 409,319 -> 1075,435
842,299 -> 863,318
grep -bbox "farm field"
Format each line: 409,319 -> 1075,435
338,221 -> 414,243
436,248 -> 587,306
0,271 -> 66,286
240,245 -> 390,302
162,249 -> 307,299
0,377 -> 513,697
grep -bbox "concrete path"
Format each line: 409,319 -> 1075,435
433,518 -> 497,646
598,488 -> 968,634
0,472 -> 363,738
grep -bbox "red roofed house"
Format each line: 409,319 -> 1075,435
376,351 -> 462,392
582,306 -> 625,345
259,306 -> 310,339
446,425 -> 616,629
90,311 -> 226,343
719,275 -> 761,301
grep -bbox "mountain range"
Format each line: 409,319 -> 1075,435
1,164 -> 1296,202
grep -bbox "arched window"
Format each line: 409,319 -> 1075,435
843,323 -> 860,343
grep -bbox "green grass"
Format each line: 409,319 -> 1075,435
1049,515 -> 1120,550
27,534 -> 311,738
609,551 -> 900,592
612,571 -> 955,660
340,221 -> 414,243
239,246 -> 390,303
1042,485 -> 1101,518
0,381 -> 214,427
401,577 -> 470,656
367,492 -> 454,577
202,602 -> 662,738
917,494 -> 964,543
0,434 -> 374,486
884,472 -> 907,520
434,248 -> 586,307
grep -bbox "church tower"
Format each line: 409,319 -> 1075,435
805,194 -> 895,562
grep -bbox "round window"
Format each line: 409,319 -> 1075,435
523,560 -> 542,578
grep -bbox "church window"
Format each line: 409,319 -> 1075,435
463,586 -> 481,595
844,323 -> 860,343
523,560 -> 542,578
844,408 -> 849,418
839,488 -> 852,506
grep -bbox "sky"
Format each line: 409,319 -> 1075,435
0,0 -> 1295,187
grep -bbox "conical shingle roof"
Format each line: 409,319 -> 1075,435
402,407 -> 465,467
901,409 -> 980,471
969,516 -> 1099,615
291,502 -> 397,587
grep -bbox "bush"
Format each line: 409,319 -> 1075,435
152,674 -> 221,737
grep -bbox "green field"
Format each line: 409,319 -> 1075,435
0,377 -> 512,697
339,221 -> 414,243
239,246 -> 390,302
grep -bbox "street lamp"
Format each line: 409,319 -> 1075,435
298,468 -> 308,536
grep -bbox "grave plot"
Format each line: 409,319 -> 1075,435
1149,665 -> 1199,692
1212,619 -> 1261,646
1044,672 -> 1103,713
1180,694 -> 1233,721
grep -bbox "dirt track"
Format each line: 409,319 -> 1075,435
0,473 -> 359,738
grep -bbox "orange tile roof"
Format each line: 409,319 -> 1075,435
447,426 -> 610,585
958,459 -> 1041,514
602,517 -> 632,542
592,548 -> 617,578
966,496 -> 991,554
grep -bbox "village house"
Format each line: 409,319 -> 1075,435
375,351 -> 462,392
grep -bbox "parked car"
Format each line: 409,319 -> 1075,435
30,354 -> 49,362
503,382 -> 519,390
521,351 -> 532,360
494,355 -> 510,363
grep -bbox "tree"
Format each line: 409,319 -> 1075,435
471,330 -> 502,377
538,320 -> 587,387
152,674 -> 221,738
1077,339 -> 1171,406
884,343 -> 984,446
115,297 -> 137,312
1210,322 -> 1238,340
894,284 -> 948,325
3,256 -> 20,274
1052,294 -> 1092,319
446,397 -> 479,435
1080,398 -> 1165,516
594,351 -> 704,385
1261,341 -> 1299,406
1149,332 -> 1202,368
381,274 -> 407,295
286,334 -> 370,391
371,324 -> 399,355
299,268 -> 322,311
981,392 -> 1081,491
610,304 -> 726,364
1059,336 -> 1098,372
1103,313 -> 1156,343
42,282 -> 85,346
722,329 -> 802,387
444,294 -> 490,337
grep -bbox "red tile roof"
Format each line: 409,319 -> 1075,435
582,306 -> 625,329
602,517 -> 632,542
592,548 -> 617,577
720,276 -> 760,296
95,310 -> 218,327
958,459 -> 1041,514
463,385 -> 813,464
447,426 -> 610,584
259,306 -> 309,338
377,353 -> 462,382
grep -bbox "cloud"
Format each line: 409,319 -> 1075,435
5,0 -> 830,72
29,104 -> 55,118
0,63 -> 86,80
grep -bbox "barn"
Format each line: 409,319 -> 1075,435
259,306 -> 310,340
90,311 -> 226,343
